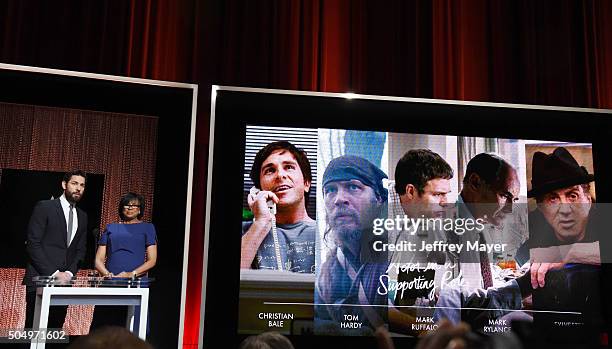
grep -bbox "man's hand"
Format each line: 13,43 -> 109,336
530,262 -> 564,288
55,272 -> 72,284
115,271 -> 132,278
247,190 -> 279,221
241,190 -> 280,269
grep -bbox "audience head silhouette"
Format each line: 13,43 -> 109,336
239,331 -> 295,349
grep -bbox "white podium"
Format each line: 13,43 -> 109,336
31,286 -> 149,349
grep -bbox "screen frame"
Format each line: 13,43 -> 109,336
0,63 -> 198,348
202,85 -> 612,348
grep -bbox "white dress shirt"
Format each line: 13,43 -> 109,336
53,194 -> 79,277
59,194 -> 79,246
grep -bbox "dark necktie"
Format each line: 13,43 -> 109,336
67,204 -> 74,247
479,232 -> 493,288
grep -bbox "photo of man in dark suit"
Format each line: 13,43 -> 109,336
23,170 -> 89,331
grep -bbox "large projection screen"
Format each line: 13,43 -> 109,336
202,86 -> 612,349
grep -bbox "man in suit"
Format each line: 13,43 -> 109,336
433,155 -> 528,329
456,153 -> 520,289
23,170 -> 88,330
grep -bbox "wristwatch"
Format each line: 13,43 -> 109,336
132,271 -> 137,279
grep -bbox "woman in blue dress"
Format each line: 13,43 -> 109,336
91,192 -> 157,330
95,192 -> 157,278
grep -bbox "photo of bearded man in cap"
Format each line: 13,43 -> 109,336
526,146 -> 602,342
314,155 -> 389,335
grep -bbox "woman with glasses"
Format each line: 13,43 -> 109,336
95,192 -> 157,279
91,192 -> 157,329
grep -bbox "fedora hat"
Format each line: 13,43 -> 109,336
527,147 -> 594,198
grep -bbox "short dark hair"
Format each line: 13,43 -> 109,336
250,141 -> 312,207
395,149 -> 453,195
463,153 -> 509,186
118,192 -> 145,220
63,170 -> 87,184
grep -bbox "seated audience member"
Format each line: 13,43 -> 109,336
241,141 -> 316,273
68,326 -> 152,349
239,331 -> 295,349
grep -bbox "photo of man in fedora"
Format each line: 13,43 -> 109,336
526,146 -> 602,341
527,146 -> 600,287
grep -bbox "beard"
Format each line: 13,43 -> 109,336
334,227 -> 362,247
65,190 -> 82,203
329,208 -> 362,247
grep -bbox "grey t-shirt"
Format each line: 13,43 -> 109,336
242,220 -> 317,273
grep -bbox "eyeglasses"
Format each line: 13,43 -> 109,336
123,205 -> 140,210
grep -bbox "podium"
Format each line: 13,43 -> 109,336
31,277 -> 151,349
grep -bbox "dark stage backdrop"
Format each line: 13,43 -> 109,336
1,1 -> 612,347
0,169 -> 105,268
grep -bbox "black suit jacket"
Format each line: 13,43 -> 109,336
23,199 -> 88,287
